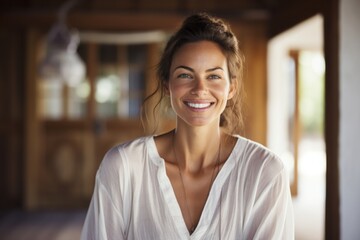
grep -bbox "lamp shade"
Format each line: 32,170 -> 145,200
39,22 -> 85,87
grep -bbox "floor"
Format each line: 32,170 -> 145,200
0,210 -> 86,240
293,137 -> 326,240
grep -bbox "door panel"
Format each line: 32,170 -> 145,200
27,31 -> 160,209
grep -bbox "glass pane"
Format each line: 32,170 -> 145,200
95,44 -> 146,119
40,42 -> 89,120
128,44 -> 146,117
96,44 -> 121,118
96,71 -> 121,118
67,43 -> 89,119
40,80 -> 63,119
68,78 -> 90,119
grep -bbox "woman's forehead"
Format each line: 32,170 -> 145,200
171,41 -> 228,72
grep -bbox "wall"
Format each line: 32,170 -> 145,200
339,0 -> 360,238
267,15 -> 323,156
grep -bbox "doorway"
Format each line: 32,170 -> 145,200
267,15 -> 325,240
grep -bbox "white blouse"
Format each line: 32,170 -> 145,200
81,136 -> 294,240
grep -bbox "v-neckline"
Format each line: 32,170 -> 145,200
147,136 -> 243,238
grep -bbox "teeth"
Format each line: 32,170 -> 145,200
187,102 -> 211,109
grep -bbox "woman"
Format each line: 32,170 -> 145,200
81,12 -> 294,239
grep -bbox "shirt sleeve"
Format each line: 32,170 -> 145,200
81,146 -> 131,240
243,158 -> 295,240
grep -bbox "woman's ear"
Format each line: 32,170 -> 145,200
227,78 -> 237,100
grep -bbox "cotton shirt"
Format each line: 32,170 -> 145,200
81,135 -> 294,240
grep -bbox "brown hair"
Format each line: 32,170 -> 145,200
142,12 -> 245,134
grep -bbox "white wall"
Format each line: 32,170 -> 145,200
339,0 -> 360,239
267,15 -> 323,158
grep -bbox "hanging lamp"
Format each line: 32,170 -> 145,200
39,0 -> 85,87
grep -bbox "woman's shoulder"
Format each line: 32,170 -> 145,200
97,136 -> 152,177
233,135 -> 285,176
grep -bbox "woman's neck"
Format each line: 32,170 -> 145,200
173,123 -> 223,173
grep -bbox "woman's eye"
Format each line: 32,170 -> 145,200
208,75 -> 221,80
178,73 -> 192,79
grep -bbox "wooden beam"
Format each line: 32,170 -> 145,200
269,0 -> 322,37
0,11 -> 185,31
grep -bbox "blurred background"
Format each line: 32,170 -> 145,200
0,0 -> 359,239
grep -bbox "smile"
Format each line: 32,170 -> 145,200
185,101 -> 214,109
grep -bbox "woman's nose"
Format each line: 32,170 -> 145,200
190,78 -> 208,96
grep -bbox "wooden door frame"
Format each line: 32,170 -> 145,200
288,50 -> 301,197
24,29 -> 42,209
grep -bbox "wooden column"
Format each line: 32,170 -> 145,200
323,0 -> 340,238
24,29 -> 41,209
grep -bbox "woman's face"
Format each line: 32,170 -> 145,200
168,40 -> 236,128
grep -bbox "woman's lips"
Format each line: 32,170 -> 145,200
184,101 -> 214,109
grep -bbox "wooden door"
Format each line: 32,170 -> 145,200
25,30 -> 163,209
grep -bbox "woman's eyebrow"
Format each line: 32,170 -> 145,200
206,67 -> 224,72
174,65 -> 194,72
173,66 -> 224,72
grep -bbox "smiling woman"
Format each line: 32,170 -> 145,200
167,41 -> 235,128
81,12 -> 294,240
153,13 -> 244,136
